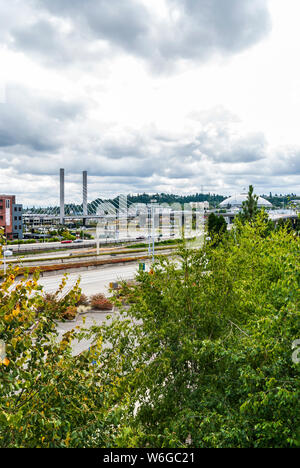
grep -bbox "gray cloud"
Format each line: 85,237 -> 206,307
1,1 -> 298,204
0,101 -> 291,182
1,90 -> 298,200
6,0 -> 271,71
0,86 -> 84,152
198,131 -> 267,163
11,20 -> 76,66
169,0 -> 271,53
268,148 -> 300,176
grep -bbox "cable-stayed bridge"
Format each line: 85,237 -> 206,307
25,169 -> 144,224
24,169 -> 200,227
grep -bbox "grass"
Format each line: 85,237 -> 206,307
127,239 -> 183,249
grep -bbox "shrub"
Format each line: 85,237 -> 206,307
38,284 -> 81,321
114,280 -> 136,304
37,292 -> 60,315
90,294 -> 113,311
76,293 -> 89,307
62,306 -> 77,321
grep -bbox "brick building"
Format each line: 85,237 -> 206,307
0,195 -> 23,240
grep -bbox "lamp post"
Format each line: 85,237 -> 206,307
3,249 -> 13,275
96,226 -> 100,256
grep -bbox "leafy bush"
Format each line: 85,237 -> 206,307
37,281 -> 81,321
76,293 -> 89,307
113,280 -> 136,304
90,294 -> 113,311
63,306 -> 77,321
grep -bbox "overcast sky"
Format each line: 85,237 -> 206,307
0,0 -> 299,206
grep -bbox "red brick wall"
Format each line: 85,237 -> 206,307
0,195 -> 15,240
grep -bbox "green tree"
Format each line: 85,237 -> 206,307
207,212 -> 227,238
239,185 -> 259,222
0,228 -> 122,448
1,216 -> 299,448
97,214 -> 300,448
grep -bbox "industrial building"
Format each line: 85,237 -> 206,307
0,195 -> 23,240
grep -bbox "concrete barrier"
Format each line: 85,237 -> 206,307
36,257 -> 149,278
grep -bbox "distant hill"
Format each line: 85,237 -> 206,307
24,192 -> 226,214
261,194 -> 299,208
24,192 -> 298,214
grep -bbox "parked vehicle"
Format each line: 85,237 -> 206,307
3,249 -> 13,256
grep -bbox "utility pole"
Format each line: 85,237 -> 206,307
82,170 -> 88,228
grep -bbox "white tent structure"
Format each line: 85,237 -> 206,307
220,193 -> 272,208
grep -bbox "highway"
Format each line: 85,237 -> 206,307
8,240 -> 96,254
38,261 -> 152,355
8,235 -> 148,253
38,261 -> 148,296
6,248 -> 140,265
1,248 -> 174,272
40,262 -> 146,354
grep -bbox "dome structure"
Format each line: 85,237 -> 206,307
219,193 -> 272,208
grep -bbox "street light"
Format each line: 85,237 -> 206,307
3,249 -> 13,275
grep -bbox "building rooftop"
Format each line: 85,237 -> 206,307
219,193 -> 272,208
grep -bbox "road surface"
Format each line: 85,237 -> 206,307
38,261 -> 149,296
56,310 -> 115,356
39,261 -> 150,355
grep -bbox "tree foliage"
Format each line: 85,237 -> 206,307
238,185 -> 259,222
99,212 -> 300,447
0,212 -> 299,448
207,212 -> 227,240
0,228 -> 122,448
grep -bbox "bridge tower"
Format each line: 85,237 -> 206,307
60,168 -> 65,225
83,170 -> 88,226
